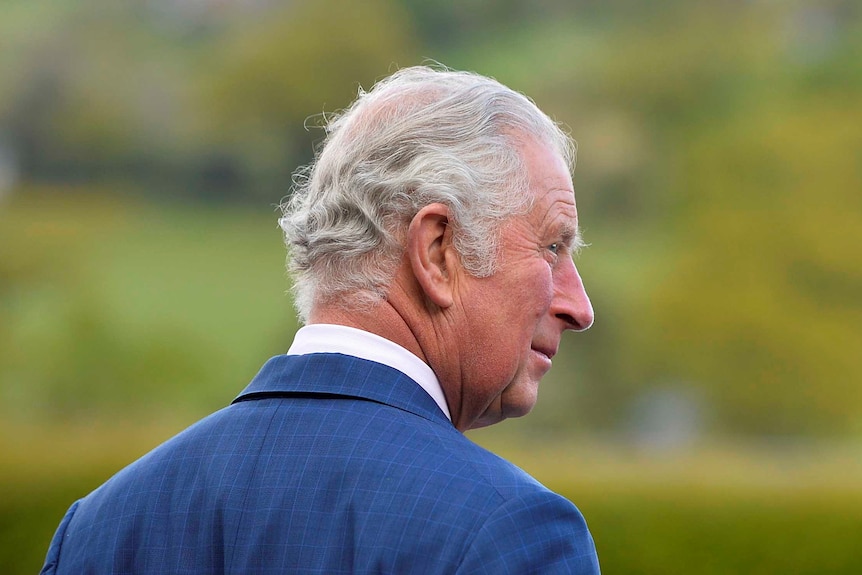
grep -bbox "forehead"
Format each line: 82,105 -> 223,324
519,138 -> 577,218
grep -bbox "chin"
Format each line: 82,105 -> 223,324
500,390 -> 539,420
467,397 -> 535,430
502,402 -> 536,420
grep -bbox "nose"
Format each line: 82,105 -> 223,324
551,257 -> 594,332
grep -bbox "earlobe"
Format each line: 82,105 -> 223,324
407,203 -> 455,309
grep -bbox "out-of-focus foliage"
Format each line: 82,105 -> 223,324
0,189 -> 295,420
194,0 -> 419,197
601,2 -> 862,437
0,0 -> 418,199
648,95 -> 862,436
1,0 -> 861,435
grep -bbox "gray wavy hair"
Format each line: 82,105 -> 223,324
279,66 -> 576,322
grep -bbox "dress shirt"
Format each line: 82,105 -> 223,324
287,324 -> 452,421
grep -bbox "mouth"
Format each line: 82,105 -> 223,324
530,344 -> 557,361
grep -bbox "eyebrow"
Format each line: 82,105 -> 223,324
560,223 -> 588,256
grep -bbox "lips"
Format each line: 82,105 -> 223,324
531,344 -> 557,360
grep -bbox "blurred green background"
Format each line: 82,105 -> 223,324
2,0 -> 861,572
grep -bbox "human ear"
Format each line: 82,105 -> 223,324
407,203 -> 455,308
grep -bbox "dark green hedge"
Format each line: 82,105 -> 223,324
569,486 -> 862,574
8,473 -> 862,575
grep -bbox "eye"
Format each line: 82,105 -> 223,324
547,243 -> 560,255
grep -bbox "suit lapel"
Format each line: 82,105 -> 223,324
233,353 -> 451,426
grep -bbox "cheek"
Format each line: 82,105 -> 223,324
521,263 -> 551,295
531,267 -> 555,313
519,262 -> 554,297
503,273 -> 553,344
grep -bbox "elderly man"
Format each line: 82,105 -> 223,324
41,67 -> 599,574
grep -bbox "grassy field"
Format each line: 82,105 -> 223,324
1,188 -> 297,418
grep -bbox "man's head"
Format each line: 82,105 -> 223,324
280,66 -> 593,429
280,66 -> 574,318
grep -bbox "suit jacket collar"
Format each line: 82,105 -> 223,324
233,353 -> 452,427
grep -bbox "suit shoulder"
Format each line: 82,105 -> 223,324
456,489 -> 600,574
428,427 -> 551,499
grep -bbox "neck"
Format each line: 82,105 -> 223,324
308,299 -> 428,366
308,258 -> 445,365
307,268 -> 469,430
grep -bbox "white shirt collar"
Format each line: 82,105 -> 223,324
286,324 -> 451,421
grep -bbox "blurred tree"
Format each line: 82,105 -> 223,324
645,94 -> 862,436
603,4 -> 862,437
0,0 -> 419,200
193,0 -> 419,198
0,1 -> 194,184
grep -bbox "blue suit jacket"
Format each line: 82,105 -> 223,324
41,353 -> 600,574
